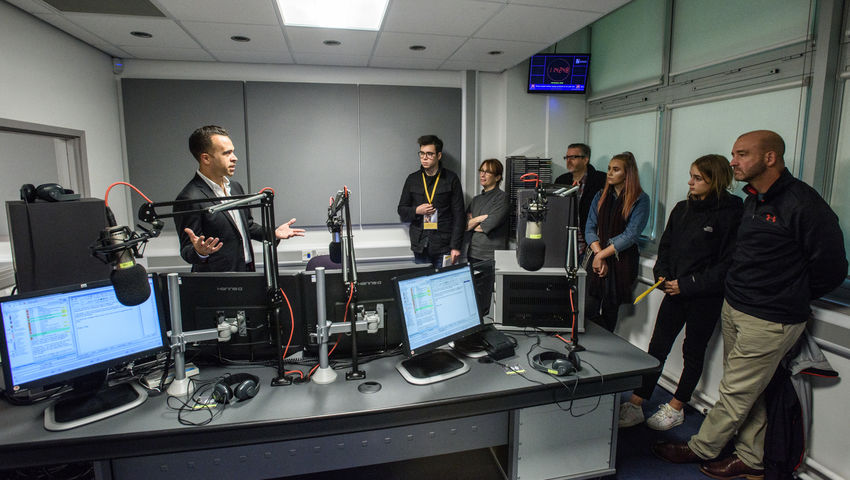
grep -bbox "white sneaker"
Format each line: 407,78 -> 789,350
646,403 -> 685,431
618,402 -> 644,428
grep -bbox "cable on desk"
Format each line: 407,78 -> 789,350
166,377 -> 225,426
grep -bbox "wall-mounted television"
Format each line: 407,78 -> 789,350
527,53 -> 590,94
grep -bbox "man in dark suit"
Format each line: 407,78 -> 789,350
175,125 -> 304,272
553,142 -> 606,255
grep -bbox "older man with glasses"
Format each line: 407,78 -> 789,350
397,134 -> 465,268
554,143 -> 607,256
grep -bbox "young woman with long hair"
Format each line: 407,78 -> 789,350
584,152 -> 650,332
619,154 -> 743,430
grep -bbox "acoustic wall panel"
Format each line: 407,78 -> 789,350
122,79 -> 246,232
358,85 -> 462,225
245,82 -> 360,227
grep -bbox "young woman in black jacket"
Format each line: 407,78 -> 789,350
619,154 -> 743,431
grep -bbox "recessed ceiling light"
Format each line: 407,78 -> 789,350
409,45 -> 426,51
323,40 -> 342,46
488,50 -> 504,56
231,35 -> 251,42
278,0 -> 389,31
130,31 -> 153,38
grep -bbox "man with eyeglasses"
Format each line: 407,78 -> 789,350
553,143 -> 606,255
397,134 -> 465,268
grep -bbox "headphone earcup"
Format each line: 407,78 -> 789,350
212,381 -> 232,404
233,378 -> 259,401
551,358 -> 573,376
35,183 -> 64,202
568,350 -> 581,372
20,184 -> 35,203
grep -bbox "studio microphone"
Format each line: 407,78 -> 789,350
92,206 -> 162,306
98,226 -> 150,306
327,189 -> 346,264
517,189 -> 547,271
328,230 -> 342,264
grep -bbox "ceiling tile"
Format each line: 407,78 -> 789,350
440,59 -> 514,72
373,32 -> 465,59
155,0 -> 280,25
119,45 -> 215,61
475,4 -> 599,44
285,26 -> 377,55
7,0 -> 631,70
182,22 -> 287,51
6,0 -> 55,14
449,38 -> 544,65
383,0 -> 503,36
35,12 -> 110,43
369,56 -> 445,70
63,14 -> 201,48
211,49 -> 294,64
292,52 -> 370,67
508,0 -> 630,13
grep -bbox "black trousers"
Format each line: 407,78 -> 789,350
585,294 -> 621,332
633,294 -> 722,403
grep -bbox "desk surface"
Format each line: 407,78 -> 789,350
0,323 -> 658,469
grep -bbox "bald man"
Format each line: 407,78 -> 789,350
653,130 -> 847,479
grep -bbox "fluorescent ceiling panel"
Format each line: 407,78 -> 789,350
278,0 -> 389,30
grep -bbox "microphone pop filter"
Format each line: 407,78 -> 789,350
111,264 -> 150,306
328,241 -> 342,264
517,237 -> 546,271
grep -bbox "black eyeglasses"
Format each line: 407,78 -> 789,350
418,151 -> 437,158
564,155 -> 586,160
478,169 -> 496,175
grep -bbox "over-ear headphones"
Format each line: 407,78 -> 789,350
211,373 -> 260,404
530,350 -> 581,376
19,183 -> 80,203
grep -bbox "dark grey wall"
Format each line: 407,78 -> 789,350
122,79 -> 462,228
122,79 -> 246,232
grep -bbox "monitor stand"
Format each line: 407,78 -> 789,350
396,349 -> 469,385
450,335 -> 489,359
44,382 -> 148,431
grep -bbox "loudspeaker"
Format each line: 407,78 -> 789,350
212,373 -> 260,404
6,198 -> 112,293
530,350 -> 581,376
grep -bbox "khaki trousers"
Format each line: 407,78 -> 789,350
688,300 -> 806,469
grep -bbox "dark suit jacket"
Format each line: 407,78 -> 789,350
554,163 -> 607,233
174,174 -> 266,272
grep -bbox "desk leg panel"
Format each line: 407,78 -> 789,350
110,411 -> 509,480
508,394 -> 616,480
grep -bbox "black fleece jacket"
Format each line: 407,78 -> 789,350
725,169 -> 847,324
397,166 -> 465,255
653,193 -> 743,298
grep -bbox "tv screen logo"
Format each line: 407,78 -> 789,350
546,58 -> 572,83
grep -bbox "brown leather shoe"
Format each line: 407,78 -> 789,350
700,454 -> 765,480
651,441 -> 703,463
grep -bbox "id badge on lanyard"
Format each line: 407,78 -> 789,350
422,172 -> 440,230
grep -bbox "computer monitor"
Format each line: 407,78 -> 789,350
0,277 -> 167,430
393,263 -> 485,385
300,263 -> 431,356
470,259 -> 496,318
174,272 -> 303,364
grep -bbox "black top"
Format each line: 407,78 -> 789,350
653,193 -> 743,298
466,187 -> 509,260
554,164 -> 607,233
174,174 -> 265,272
725,169 -> 847,323
397,166 -> 465,255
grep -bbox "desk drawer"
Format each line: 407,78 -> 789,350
111,411 -> 509,479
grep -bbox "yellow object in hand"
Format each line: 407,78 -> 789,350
633,278 -> 664,304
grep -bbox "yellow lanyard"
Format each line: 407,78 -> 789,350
421,172 -> 441,204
